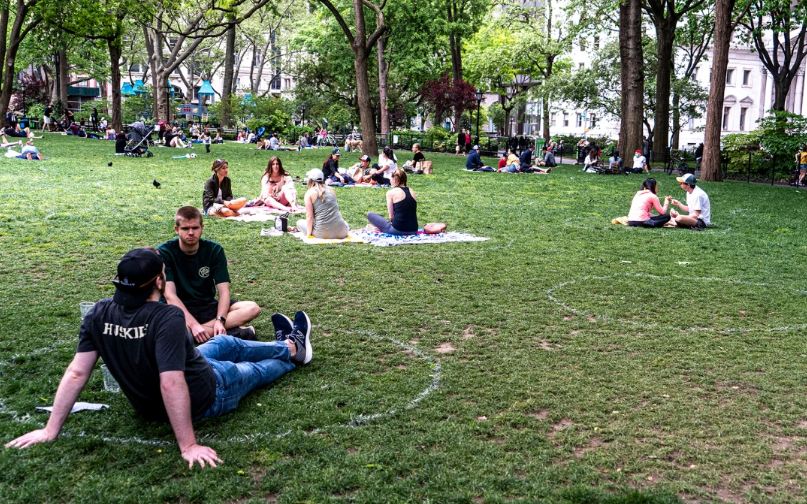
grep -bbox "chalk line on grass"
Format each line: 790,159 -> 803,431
1,328 -> 441,446
548,272 -> 807,334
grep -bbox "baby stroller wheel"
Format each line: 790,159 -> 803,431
147,151 -> 153,158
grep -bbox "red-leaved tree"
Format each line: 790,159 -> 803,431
420,75 -> 477,131
10,75 -> 50,114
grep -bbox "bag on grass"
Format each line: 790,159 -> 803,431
418,160 -> 434,174
424,222 -> 447,234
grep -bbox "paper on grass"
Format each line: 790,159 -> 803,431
36,402 -> 109,414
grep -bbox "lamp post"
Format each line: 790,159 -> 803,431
165,81 -> 171,122
301,102 -> 306,125
475,89 -> 483,146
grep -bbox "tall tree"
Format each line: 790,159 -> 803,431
741,0 -> 807,111
316,0 -> 387,155
442,0 -> 488,130
701,0 -> 749,181
671,7 -> 713,148
0,0 -> 45,127
619,0 -> 644,158
643,0 -> 706,161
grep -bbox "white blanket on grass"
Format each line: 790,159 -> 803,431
352,228 -> 489,247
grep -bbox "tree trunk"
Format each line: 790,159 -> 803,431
221,21 -> 236,127
542,57 -> 553,143
619,0 -> 644,159
701,0 -> 737,182
108,39 -> 123,131
772,76 -> 790,111
447,0 -> 463,131
652,19 -> 676,161
58,49 -> 68,106
672,91 -> 680,149
377,35 -> 389,135
352,0 -> 378,155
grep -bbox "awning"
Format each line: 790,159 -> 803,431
198,80 -> 215,96
121,82 -> 135,96
133,79 -> 147,95
166,79 -> 175,95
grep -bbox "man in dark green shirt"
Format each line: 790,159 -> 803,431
158,206 -> 260,343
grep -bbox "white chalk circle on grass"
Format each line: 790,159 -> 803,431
0,329 -> 441,446
548,272 -> 807,334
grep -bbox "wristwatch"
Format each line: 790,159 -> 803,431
215,316 -> 226,324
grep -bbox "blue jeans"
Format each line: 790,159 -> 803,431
198,335 -> 295,418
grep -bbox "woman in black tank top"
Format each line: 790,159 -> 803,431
366,169 -> 418,235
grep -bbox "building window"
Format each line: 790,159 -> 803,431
726,69 -> 734,85
576,113 -> 583,127
722,106 -> 731,130
691,67 -> 698,82
563,113 -> 569,127
270,77 -> 280,90
578,62 -> 584,70
688,117 -> 694,129
740,107 -> 747,131
550,113 -> 556,127
594,36 -> 600,49
590,114 -> 596,128
743,70 -> 751,85
579,37 -> 586,51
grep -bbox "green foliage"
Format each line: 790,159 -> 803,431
122,93 -> 154,124
756,111 -> 807,156
27,103 -> 45,122
246,110 -> 292,137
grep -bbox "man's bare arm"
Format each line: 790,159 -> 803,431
5,351 -> 98,449
160,370 -> 221,469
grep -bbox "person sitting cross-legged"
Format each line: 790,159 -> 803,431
203,158 -> 247,218
626,178 -> 671,228
158,206 -> 260,343
4,247 -> 313,469
366,169 -> 418,235
669,173 -> 710,231
296,169 -> 350,239
466,145 -> 493,171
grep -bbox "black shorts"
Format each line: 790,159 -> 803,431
186,300 -> 237,324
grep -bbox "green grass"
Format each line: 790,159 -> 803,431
2,136 -> 807,503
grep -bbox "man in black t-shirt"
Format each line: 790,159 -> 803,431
5,248 -> 314,468
158,206 -> 260,343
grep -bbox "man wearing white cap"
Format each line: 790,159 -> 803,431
465,145 -> 492,171
670,173 -> 710,230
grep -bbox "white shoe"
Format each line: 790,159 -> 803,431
261,228 -> 283,237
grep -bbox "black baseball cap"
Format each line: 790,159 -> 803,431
112,249 -> 164,307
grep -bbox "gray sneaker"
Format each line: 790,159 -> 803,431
271,313 -> 293,341
288,311 -> 312,365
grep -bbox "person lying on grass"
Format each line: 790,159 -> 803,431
159,206 -> 259,343
669,173 -> 710,231
21,139 -> 44,160
258,156 -> 300,213
366,169 -> 418,235
0,135 -> 22,148
626,178 -> 671,228
296,169 -> 350,239
4,247 -> 313,469
203,158 -> 247,218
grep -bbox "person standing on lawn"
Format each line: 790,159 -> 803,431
4,247 -> 313,468
158,206 -> 260,343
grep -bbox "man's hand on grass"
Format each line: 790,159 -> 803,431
191,323 -> 210,343
181,443 -> 222,469
5,429 -> 57,449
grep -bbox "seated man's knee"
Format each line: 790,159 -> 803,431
239,301 -> 260,320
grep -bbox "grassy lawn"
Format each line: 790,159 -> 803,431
1,136 -> 806,504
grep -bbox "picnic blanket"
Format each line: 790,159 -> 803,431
290,232 -> 366,245
352,228 -> 489,247
220,206 -> 303,223
329,182 -> 382,188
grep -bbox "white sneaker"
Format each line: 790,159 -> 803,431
260,228 -> 283,237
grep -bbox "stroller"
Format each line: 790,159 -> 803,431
124,122 -> 154,157
249,126 -> 266,144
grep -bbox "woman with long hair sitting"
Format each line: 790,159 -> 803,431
203,159 -> 247,218
258,156 -> 300,212
366,169 -> 418,235
626,178 -> 671,228
369,146 -> 397,186
296,169 -> 349,239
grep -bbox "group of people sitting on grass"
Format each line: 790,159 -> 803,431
6,206 -> 313,468
467,144 -> 553,174
626,174 -> 710,230
202,154 -> 419,239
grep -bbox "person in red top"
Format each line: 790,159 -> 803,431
626,178 -> 671,227
498,153 -> 507,170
